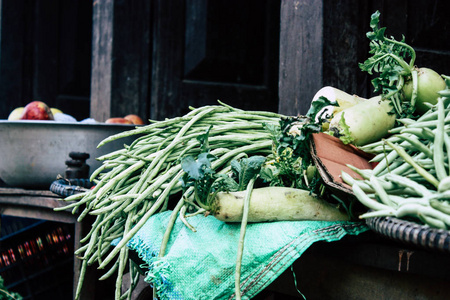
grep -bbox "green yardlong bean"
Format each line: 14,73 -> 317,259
57,102 -> 283,300
346,77 -> 450,230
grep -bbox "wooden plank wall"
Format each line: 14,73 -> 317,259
90,0 -> 151,122
0,1 -> 92,120
278,0 -> 450,116
149,0 -> 185,121
0,0 -> 449,122
278,0 -> 324,116
90,0 -> 114,122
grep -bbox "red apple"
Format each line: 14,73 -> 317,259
20,101 -> 54,120
8,107 -> 24,120
105,117 -> 133,124
124,114 -> 144,125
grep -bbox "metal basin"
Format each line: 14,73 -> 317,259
0,120 -> 140,189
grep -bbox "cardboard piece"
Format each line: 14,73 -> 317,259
310,133 -> 374,196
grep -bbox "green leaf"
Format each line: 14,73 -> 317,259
180,151 -> 222,207
233,156 -> 266,191
259,165 -> 276,183
181,153 -> 216,181
369,10 -> 381,30
337,112 -> 355,145
216,173 -> 239,192
180,125 -> 256,208
196,125 -> 213,153
308,96 -> 334,116
230,159 -> 242,180
359,10 -> 417,118
0,275 -> 22,300
262,100 -> 330,191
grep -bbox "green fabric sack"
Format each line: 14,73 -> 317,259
127,211 -> 368,300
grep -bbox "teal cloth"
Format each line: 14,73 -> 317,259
127,211 -> 368,300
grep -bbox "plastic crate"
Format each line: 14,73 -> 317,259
0,216 -> 74,299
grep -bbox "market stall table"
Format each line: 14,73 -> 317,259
124,230 -> 450,299
267,231 -> 450,299
5,187 -> 446,299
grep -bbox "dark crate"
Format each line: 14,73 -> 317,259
0,216 -> 74,299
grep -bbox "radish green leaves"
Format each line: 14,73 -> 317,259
359,10 -> 416,118
360,10 -> 446,118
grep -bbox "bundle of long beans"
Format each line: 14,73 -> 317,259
56,102 -> 283,299
342,75 -> 450,229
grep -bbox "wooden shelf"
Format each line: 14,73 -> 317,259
0,187 -> 76,223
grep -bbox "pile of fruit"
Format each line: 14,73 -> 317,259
7,100 -> 144,125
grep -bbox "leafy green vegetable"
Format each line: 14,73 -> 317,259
180,127 -> 267,208
0,276 -> 22,300
180,152 -> 224,207
359,10 -> 417,118
196,125 -> 213,153
309,95 -> 340,123
231,156 -> 266,191
337,112 -> 355,145
180,126 -> 234,207
261,95 -> 336,190
181,153 -> 215,181
181,154 -> 267,208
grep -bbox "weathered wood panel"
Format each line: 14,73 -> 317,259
279,0 -> 450,115
90,0 -> 114,122
179,0 -> 280,115
110,0 -> 151,120
181,80 -> 275,116
32,0 -> 59,102
55,1 -> 92,120
1,0 -> 449,123
0,0 -> 30,118
90,0 -> 151,122
278,0 -> 324,116
149,0 -> 185,120
149,0 -> 280,120
0,1 -> 92,120
322,0 -> 371,97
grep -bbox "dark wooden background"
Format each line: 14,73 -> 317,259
0,0 -> 92,121
0,0 -> 449,121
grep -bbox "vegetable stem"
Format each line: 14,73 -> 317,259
235,177 -> 256,300
410,69 -> 419,110
385,37 -> 416,68
159,198 -> 185,258
434,97 -> 447,180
